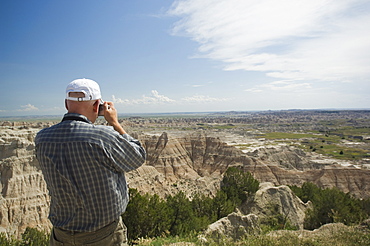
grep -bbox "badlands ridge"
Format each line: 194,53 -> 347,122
1,110 -> 369,237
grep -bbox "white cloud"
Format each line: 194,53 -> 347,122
150,90 -> 176,103
262,81 -> 312,91
181,95 -> 229,103
112,95 -> 131,104
112,90 -> 175,105
112,91 -> 228,106
245,80 -> 312,93
17,104 -> 39,112
244,88 -> 263,93
168,0 -> 370,83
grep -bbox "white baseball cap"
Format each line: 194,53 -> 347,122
66,78 -> 102,101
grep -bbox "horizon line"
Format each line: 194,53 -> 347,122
1,108 -> 370,120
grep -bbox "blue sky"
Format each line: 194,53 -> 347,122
1,0 -> 369,116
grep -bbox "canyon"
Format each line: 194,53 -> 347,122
1,110 -> 369,237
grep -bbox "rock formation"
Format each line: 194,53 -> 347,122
0,126 -> 51,237
240,182 -> 311,230
266,222 -> 359,242
204,213 -> 260,240
203,182 -> 311,239
1,123 -> 369,238
128,132 -> 370,199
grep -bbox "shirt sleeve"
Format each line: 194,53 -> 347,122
106,133 -> 146,173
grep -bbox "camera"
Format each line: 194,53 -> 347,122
98,100 -> 109,116
98,104 -> 104,116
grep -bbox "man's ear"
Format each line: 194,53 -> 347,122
65,99 -> 69,110
93,100 -> 100,113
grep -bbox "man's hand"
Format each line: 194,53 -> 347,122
103,101 -> 126,134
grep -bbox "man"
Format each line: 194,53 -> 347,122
35,78 -> 146,245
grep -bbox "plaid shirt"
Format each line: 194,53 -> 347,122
35,113 -> 146,232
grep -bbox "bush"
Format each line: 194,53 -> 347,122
221,167 -> 259,206
212,190 -> 236,220
122,189 -> 172,239
123,167 -> 261,241
21,228 -> 49,246
0,233 -> 18,246
167,191 -> 195,236
290,182 -> 369,230
191,193 -> 216,229
0,228 -> 49,246
260,203 -> 298,232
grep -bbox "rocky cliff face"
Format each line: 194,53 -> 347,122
0,126 -> 51,237
240,182 -> 310,230
1,125 -> 369,237
128,132 -> 370,199
126,132 -> 235,198
204,182 -> 311,240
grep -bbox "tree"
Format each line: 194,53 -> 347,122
166,191 -> 195,236
221,167 -> 259,206
122,189 -> 171,240
22,227 -> 49,246
290,182 -> 368,230
121,168 -> 262,241
212,190 -> 236,220
191,193 -> 216,230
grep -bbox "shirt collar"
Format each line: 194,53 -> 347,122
62,113 -> 92,124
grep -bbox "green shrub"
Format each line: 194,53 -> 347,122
191,193 -> 216,229
221,167 -> 259,206
167,191 -> 195,236
0,233 -> 19,246
0,228 -> 49,246
123,167 -> 260,241
122,189 -> 172,239
290,182 -> 369,230
212,190 -> 236,220
21,228 -> 49,246
260,203 -> 298,232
